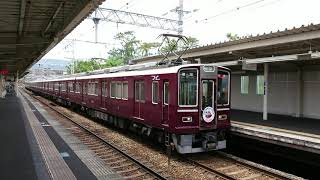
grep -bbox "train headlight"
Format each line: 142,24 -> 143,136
182,117 -> 192,122
218,114 -> 227,121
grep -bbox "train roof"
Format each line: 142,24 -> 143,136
28,64 -> 229,83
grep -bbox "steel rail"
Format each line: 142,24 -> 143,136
215,152 -> 292,180
184,157 -> 236,180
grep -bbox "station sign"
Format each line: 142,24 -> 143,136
242,61 -> 257,71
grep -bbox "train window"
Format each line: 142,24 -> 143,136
75,82 -> 81,93
217,70 -> 230,105
110,82 -> 116,98
241,76 -> 249,94
54,83 -> 59,91
122,82 -> 128,100
102,81 -> 107,97
202,80 -> 213,110
83,82 -> 87,95
179,69 -> 198,106
256,75 -> 264,95
164,82 -> 169,105
68,82 -> 74,92
135,81 -> 145,102
88,82 -> 98,95
94,82 -> 99,95
116,82 -> 122,99
61,82 -> 66,91
152,81 -> 159,104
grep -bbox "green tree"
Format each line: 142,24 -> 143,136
160,39 -> 178,54
139,42 -> 160,56
66,59 -> 102,74
226,33 -> 240,41
114,31 -> 140,64
186,36 -> 199,48
160,36 -> 199,54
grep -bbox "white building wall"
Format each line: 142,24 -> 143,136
303,70 -> 320,119
231,67 -> 320,119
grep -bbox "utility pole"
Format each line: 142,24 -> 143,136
72,39 -> 75,74
93,10 -> 100,43
171,0 -> 190,35
178,0 -> 184,35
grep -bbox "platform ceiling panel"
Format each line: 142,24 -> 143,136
0,0 -> 104,77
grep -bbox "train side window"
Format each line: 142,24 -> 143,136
61,82 -> 66,92
69,82 -> 74,92
75,82 -> 81,93
122,82 -> 128,100
135,82 -> 139,101
94,82 -> 98,95
110,82 -> 116,98
135,81 -> 145,102
88,82 -> 92,95
83,82 -> 87,95
54,83 -> 59,91
116,82 -> 122,99
88,82 -> 98,95
164,82 -> 169,105
102,81 -> 106,97
152,81 -> 159,104
140,82 -> 145,102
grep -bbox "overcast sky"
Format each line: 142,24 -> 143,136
43,0 -> 320,61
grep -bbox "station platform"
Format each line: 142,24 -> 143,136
230,109 -> 320,154
0,90 -> 121,180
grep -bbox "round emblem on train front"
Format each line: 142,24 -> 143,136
202,107 -> 215,123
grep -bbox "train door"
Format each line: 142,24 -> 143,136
101,80 -> 107,109
201,79 -> 215,128
134,80 -> 145,119
162,81 -> 169,125
82,81 -> 86,103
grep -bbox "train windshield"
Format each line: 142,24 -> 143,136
202,80 -> 214,110
217,70 -> 230,106
179,69 -> 198,106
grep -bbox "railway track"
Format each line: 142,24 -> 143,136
24,89 -> 303,180
185,153 -> 302,180
23,90 -> 167,180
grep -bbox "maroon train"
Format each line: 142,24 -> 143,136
26,64 -> 231,153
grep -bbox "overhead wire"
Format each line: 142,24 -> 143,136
195,0 -> 272,23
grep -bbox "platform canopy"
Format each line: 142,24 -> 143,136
133,23 -> 320,69
0,0 -> 104,77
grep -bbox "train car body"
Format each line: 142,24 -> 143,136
26,64 -> 231,154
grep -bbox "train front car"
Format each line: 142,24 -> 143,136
171,65 -> 231,154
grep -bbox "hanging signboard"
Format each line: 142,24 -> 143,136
242,61 -> 257,71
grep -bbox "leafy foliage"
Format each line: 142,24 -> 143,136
226,33 -> 240,41
139,42 -> 161,56
160,36 -> 199,54
67,31 -> 199,74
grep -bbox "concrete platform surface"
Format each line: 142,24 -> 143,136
0,94 -> 39,180
232,109 -> 320,135
0,91 -> 122,180
231,110 -> 320,154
